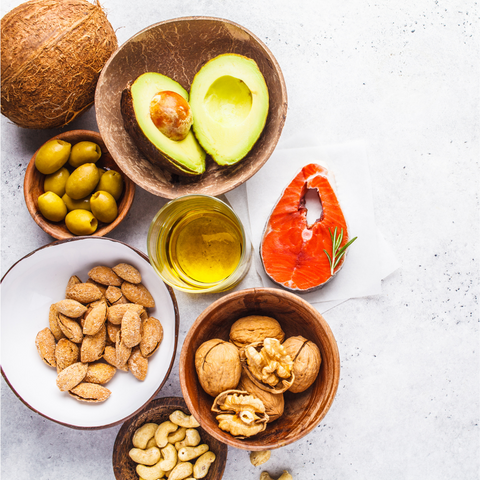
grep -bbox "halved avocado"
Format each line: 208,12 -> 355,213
121,72 -> 206,176
189,54 -> 269,166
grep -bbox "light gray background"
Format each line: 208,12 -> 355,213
1,1 -> 479,479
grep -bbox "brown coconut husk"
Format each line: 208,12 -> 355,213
1,0 -> 118,129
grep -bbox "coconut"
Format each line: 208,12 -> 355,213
1,0 -> 117,129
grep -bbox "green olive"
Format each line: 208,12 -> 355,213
44,167 -> 70,197
95,170 -> 124,201
65,209 -> 98,235
62,193 -> 91,212
97,167 -> 106,178
37,191 -> 67,222
68,141 -> 102,168
90,191 -> 118,223
65,163 -> 100,200
35,139 -> 71,175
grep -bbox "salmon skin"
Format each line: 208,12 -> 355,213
260,163 -> 354,293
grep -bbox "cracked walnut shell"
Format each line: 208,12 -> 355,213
195,339 -> 241,397
282,335 -> 321,393
241,338 -> 294,394
229,316 -> 285,348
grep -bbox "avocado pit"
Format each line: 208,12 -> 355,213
149,90 -> 193,141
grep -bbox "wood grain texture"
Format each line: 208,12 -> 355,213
179,288 -> 341,450
24,130 -> 135,240
112,397 -> 228,480
95,17 -> 288,199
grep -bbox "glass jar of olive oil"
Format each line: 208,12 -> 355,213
147,195 -> 252,293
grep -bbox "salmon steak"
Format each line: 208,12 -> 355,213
260,163 -> 356,293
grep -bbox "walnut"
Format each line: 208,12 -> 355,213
212,390 -> 268,438
238,371 -> 284,423
282,335 -> 321,393
241,338 -> 295,394
229,316 -> 285,348
195,339 -> 241,397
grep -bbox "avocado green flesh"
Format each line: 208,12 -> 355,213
190,54 -> 269,166
130,72 -> 206,175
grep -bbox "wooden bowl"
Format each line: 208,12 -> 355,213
180,288 -> 340,450
24,130 -> 135,240
95,17 -> 288,199
113,397 -> 228,480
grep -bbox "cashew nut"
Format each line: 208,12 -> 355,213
260,471 -> 293,480
167,461 -> 193,480
132,423 -> 159,449
146,436 -> 157,449
167,426 -> 187,444
193,451 -> 216,479
169,410 -> 200,428
250,450 -> 271,466
155,421 -> 179,448
128,447 -> 161,466
178,444 -> 209,462
159,443 -> 178,471
136,459 -> 166,480
175,429 -> 201,450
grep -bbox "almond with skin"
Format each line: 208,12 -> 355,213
35,328 -> 57,368
103,345 -> 128,372
69,382 -> 111,403
107,303 -> 144,325
57,313 -> 84,343
66,275 -> 82,295
121,282 -> 155,308
128,346 -> 148,381
107,321 -> 121,343
105,286 -> 123,304
81,324 -> 107,363
86,278 -> 108,295
116,330 -> 132,368
66,282 -> 103,304
56,362 -> 88,391
84,363 -> 116,384
55,299 -> 87,318
140,317 -> 163,357
88,266 -> 123,286
112,263 -> 142,284
48,304 -> 65,341
55,338 -> 80,373
83,300 -> 107,335
121,308 -> 142,348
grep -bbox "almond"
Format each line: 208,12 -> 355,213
112,263 -> 142,284
128,347 -> 148,381
121,308 -> 142,348
88,266 -> 123,286
55,338 -> 79,373
86,278 -> 108,295
56,362 -> 88,391
66,282 -> 103,304
105,286 -> 123,304
107,303 -> 144,325
140,317 -> 164,357
55,299 -> 87,318
107,321 -> 120,344
81,324 -> 106,363
48,304 -> 65,341
121,282 -> 155,308
57,313 -> 84,343
69,382 -> 111,403
35,328 -> 57,368
83,300 -> 107,335
116,330 -> 132,368
84,363 -> 116,384
103,345 -> 128,372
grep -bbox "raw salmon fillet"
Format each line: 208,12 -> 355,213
260,163 -> 351,292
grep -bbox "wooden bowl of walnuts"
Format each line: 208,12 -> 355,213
112,396 -> 228,480
179,288 -> 340,450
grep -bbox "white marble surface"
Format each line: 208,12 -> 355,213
1,0 -> 479,479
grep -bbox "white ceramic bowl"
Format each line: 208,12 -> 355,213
1,237 -> 179,429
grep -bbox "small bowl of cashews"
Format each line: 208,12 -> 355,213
112,396 -> 228,480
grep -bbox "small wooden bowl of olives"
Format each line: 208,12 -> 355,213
24,130 -> 135,240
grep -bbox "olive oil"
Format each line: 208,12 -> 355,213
148,194 -> 252,293
167,211 -> 242,284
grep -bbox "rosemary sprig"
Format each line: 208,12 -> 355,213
323,227 -> 357,275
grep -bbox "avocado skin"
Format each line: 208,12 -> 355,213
121,85 -> 200,177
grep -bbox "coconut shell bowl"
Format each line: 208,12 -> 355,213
113,397 -> 228,480
24,130 -> 135,240
95,16 -> 288,199
179,288 -> 341,451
